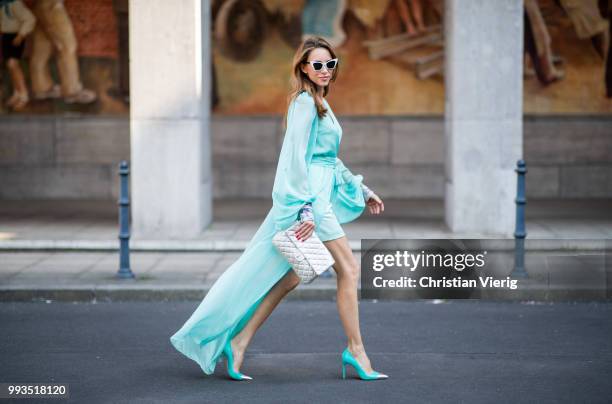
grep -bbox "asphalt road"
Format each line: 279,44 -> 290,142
1,300 -> 611,404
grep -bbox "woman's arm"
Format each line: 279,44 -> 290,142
290,94 -> 317,216
361,183 -> 375,201
272,92 -> 318,228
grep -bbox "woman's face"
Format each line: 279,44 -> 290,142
301,47 -> 335,88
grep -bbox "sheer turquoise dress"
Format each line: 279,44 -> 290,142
170,90 -> 367,375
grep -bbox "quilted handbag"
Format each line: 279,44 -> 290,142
272,220 -> 335,284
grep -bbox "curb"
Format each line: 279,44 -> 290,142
1,283 -> 610,302
0,285 -> 339,302
0,238 -> 608,252
0,240 -> 362,252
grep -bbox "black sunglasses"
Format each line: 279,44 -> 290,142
305,58 -> 338,71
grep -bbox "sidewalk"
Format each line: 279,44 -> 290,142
0,198 -> 610,250
0,198 -> 611,302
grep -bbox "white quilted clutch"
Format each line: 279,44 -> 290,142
272,221 -> 335,284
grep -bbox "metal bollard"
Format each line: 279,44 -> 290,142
116,160 -> 134,279
512,159 -> 528,278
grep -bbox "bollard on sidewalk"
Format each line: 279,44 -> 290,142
512,159 -> 528,278
116,160 -> 134,279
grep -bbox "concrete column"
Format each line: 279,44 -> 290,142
444,0 -> 523,236
129,0 -> 212,238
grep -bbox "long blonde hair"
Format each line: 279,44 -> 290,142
282,36 -> 339,131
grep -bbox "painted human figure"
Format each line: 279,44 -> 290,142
0,0 -> 36,110
28,0 -> 96,104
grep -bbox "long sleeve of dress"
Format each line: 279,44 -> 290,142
272,92 -> 319,231
335,157 -> 357,184
335,157 -> 374,200
330,156 -> 368,223
299,176 -> 373,223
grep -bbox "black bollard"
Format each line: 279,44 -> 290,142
116,160 -> 134,279
512,159 -> 528,278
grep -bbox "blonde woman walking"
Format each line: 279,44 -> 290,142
170,36 -> 387,381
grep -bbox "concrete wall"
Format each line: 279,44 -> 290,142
0,117 -> 129,200
0,115 -> 610,200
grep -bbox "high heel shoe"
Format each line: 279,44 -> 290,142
223,339 -> 252,381
341,347 -> 388,380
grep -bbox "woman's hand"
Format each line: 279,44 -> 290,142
295,220 -> 315,241
366,194 -> 384,215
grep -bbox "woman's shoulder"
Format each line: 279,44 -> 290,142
295,90 -> 314,106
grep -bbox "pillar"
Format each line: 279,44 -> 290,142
444,0 -> 524,236
129,0 -> 212,238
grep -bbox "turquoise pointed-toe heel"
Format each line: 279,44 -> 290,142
341,347 -> 388,380
223,339 -> 252,381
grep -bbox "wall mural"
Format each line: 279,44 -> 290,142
211,0 -> 446,115
0,0 -> 128,115
212,0 -> 612,115
0,0 -> 610,116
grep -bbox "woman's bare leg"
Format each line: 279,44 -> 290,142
229,269 -> 301,373
324,235 -> 376,373
6,58 -> 29,108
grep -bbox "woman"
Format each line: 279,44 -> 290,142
170,36 -> 388,381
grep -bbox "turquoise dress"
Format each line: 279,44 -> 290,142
170,91 -> 367,375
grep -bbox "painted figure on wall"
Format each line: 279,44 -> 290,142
29,0 -> 96,104
601,0 -> 612,98
301,0 -> 348,47
524,0 -> 565,85
0,0 -> 36,110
